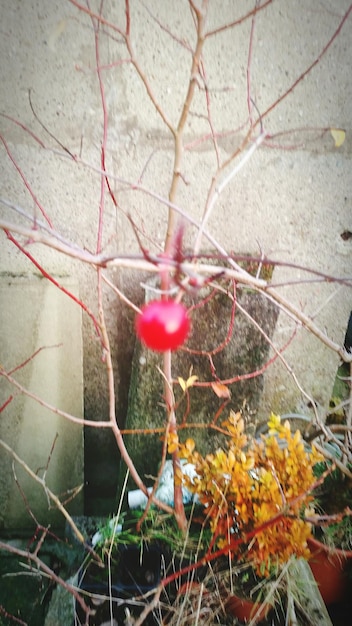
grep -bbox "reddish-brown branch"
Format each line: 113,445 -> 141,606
179,386 -> 192,426
68,0 -> 125,36
199,58 -> 221,167
0,112 -> 46,148
143,3 -> 193,52
260,4 -> 352,124
5,230 -> 103,341
162,349 -> 188,531
0,606 -> 27,626
0,367 -> 111,428
165,0 -> 208,249
211,399 -> 232,426
206,0 -> 274,37
0,395 -> 13,413
1,219 -> 349,360
264,126 -> 332,150
125,0 -> 130,36
187,281 -> 237,364
1,1 -> 351,590
162,470 -> 329,590
8,345 -> 61,376
0,134 -> 53,227
0,540 -> 92,619
28,89 -> 76,159
91,2 -> 109,256
246,0 -> 260,126
193,326 -> 296,387
120,1 -> 176,138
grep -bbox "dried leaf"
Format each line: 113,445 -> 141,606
184,438 -> 195,452
178,377 -> 187,392
178,374 -> 198,391
167,432 -> 179,454
185,375 -> 198,389
211,382 -> 231,399
330,128 -> 345,148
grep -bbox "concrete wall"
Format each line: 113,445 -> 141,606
0,1 -> 351,518
0,277 -> 83,531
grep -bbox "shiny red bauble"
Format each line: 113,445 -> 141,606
136,300 -> 190,352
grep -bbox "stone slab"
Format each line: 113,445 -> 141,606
0,276 -> 84,531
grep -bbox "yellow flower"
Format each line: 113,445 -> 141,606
222,410 -> 248,448
167,432 -> 179,454
178,411 -> 321,577
267,412 -> 282,434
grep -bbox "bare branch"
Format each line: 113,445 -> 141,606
0,438 -> 85,544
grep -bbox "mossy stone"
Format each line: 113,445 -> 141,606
119,285 -> 278,494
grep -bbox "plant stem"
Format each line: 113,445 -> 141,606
163,350 -> 187,532
165,0 -> 207,251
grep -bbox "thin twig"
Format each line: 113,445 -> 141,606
0,439 -> 85,544
0,540 -> 91,618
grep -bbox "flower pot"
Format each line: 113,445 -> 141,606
81,544 -> 163,595
76,544 -> 163,624
308,536 -> 352,605
224,593 -> 272,624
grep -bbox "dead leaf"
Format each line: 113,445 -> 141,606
178,377 -> 187,392
186,375 -> 198,388
178,375 -> 198,392
330,128 -> 345,148
167,432 -> 179,454
211,382 -> 231,399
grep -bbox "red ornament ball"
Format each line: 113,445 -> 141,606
136,300 -> 190,352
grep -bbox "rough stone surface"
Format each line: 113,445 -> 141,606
44,574 -> 77,626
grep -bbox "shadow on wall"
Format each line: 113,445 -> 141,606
83,293 -> 138,517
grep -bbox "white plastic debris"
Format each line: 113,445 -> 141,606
91,519 -> 123,547
128,460 -> 198,509
127,486 -> 153,509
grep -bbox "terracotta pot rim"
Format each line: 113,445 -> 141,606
308,535 -> 352,558
225,592 -> 273,623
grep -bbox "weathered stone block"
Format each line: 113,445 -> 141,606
121,286 -> 278,491
0,276 -> 84,531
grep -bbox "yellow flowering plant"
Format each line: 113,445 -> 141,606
176,411 -> 323,577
